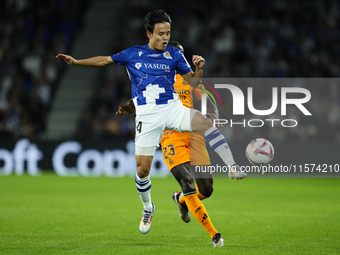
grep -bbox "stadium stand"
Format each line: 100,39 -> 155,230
0,0 -> 88,141
1,0 -> 339,143
79,0 -> 340,143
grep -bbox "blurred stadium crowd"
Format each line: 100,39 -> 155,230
1,0 -> 340,143
0,0 -> 88,140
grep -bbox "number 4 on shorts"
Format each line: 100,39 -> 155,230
137,121 -> 142,133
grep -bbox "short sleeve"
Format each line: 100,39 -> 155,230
110,49 -> 130,66
175,50 -> 192,76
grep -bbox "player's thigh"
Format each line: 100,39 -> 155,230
191,111 -> 213,133
190,134 -> 211,166
135,114 -> 164,148
165,104 -> 198,132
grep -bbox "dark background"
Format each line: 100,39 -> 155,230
0,0 -> 339,176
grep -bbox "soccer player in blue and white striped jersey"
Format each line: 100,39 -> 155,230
56,9 -> 246,247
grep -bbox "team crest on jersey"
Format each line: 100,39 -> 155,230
182,79 -> 189,86
163,51 -> 172,59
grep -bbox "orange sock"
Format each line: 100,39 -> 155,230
195,184 -> 208,200
179,193 -> 186,204
184,193 -> 218,239
179,185 -> 207,205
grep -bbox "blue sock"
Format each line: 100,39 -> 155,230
204,127 -> 236,166
135,174 -> 153,212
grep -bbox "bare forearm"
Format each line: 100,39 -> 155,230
182,68 -> 203,88
75,56 -> 113,67
207,95 -> 219,119
182,55 -> 205,87
192,67 -> 203,80
56,53 -> 113,66
187,67 -> 203,88
190,54 -> 205,87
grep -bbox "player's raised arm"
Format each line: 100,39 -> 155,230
55,54 -> 115,67
182,55 -> 205,87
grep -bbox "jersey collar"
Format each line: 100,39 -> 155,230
146,44 -> 167,53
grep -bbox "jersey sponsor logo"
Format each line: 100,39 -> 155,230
135,62 -> 142,69
175,89 -> 190,95
163,51 -> 172,59
143,63 -> 170,72
138,51 -> 143,56
176,89 -> 190,101
179,95 -> 187,100
148,54 -> 161,57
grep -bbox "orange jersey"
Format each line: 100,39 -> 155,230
160,74 -> 210,170
163,74 -> 205,142
174,74 -> 204,108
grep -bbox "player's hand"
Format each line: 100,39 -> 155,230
192,55 -> 205,69
206,113 -> 223,127
55,54 -> 77,65
115,100 -> 135,115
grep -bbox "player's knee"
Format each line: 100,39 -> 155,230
200,185 -> 213,198
192,113 -> 213,133
196,178 -> 214,198
202,117 -> 213,131
136,163 -> 150,178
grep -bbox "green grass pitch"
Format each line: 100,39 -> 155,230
0,174 -> 339,254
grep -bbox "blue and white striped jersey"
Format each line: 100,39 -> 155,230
111,44 -> 192,114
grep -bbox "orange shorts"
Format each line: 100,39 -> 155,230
160,131 -> 211,171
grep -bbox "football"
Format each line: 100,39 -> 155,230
246,138 -> 274,165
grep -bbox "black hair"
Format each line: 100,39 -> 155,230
168,40 -> 184,54
144,10 -> 172,33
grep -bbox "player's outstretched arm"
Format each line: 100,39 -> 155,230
182,55 -> 205,87
115,98 -> 135,115
55,54 -> 115,67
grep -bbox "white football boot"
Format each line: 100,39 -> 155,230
139,203 -> 156,234
228,164 -> 247,180
212,233 -> 225,247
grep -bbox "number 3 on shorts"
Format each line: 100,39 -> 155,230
136,121 -> 142,133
